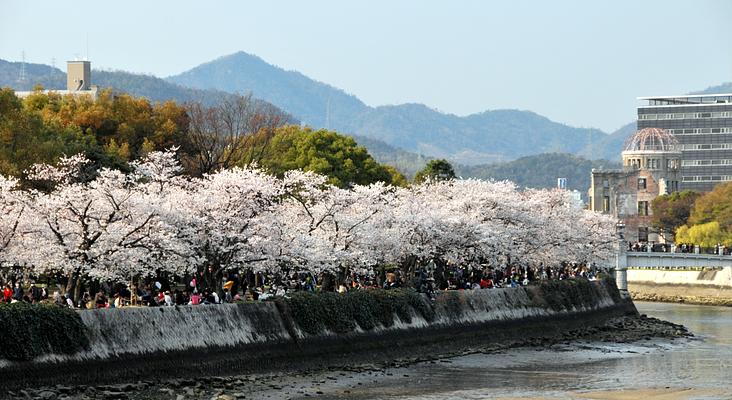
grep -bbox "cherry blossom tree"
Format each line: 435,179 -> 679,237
0,149 -> 618,296
164,166 -> 285,290
0,176 -> 25,274
20,155 -> 191,301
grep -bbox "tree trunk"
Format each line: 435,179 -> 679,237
73,275 -> 84,305
64,271 -> 77,299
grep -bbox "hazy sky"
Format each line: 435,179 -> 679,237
1,0 -> 731,132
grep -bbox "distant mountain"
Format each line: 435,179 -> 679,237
692,82 -> 732,95
457,153 -> 621,195
349,134 -> 618,195
587,121 -> 636,161
349,135 -> 431,179
4,54 -> 729,171
167,52 -> 368,128
167,52 -> 609,165
0,59 -> 266,108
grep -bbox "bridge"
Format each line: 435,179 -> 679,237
615,251 -> 732,291
614,251 -> 732,306
626,251 -> 732,269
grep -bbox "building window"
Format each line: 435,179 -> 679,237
638,201 -> 649,216
603,196 -> 610,213
602,179 -> 609,188
638,227 -> 649,242
667,180 -> 678,194
638,178 -> 647,190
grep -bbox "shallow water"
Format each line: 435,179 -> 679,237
276,302 -> 732,400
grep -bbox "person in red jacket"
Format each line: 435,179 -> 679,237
3,284 -> 12,302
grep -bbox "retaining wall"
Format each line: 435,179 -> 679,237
628,267 -> 732,306
0,280 -> 636,389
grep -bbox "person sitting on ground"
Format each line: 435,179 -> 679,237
79,292 -> 91,309
189,291 -> 201,305
65,294 -> 75,308
164,291 -> 174,306
384,272 -> 401,290
94,290 -> 108,308
113,293 -> 124,308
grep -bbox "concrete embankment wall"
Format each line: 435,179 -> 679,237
629,267 -> 732,306
0,280 -> 636,389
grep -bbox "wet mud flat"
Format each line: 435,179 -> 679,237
5,314 -> 690,400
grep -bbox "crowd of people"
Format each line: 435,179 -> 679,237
1,261 -> 604,309
628,241 -> 730,256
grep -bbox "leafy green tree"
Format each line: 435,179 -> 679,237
244,126 -> 397,187
651,190 -> 700,239
383,165 -> 408,187
414,159 -> 456,183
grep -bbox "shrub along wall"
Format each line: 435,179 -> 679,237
279,289 -> 435,335
0,303 -> 89,361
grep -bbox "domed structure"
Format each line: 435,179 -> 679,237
623,128 -> 679,152
591,127 -> 682,244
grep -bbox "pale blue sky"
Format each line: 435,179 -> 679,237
1,0 -> 731,132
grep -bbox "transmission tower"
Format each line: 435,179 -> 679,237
18,51 -> 27,83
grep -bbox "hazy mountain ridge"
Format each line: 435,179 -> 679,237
167,52 -> 612,165
1,55 -> 727,193
0,59 -> 267,108
167,52 -> 367,128
457,153 -> 621,194
692,82 -> 732,95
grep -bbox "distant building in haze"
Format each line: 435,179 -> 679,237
14,60 -> 98,99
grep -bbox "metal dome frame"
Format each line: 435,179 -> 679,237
623,128 -> 680,152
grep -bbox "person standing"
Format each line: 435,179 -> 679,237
2,284 -> 12,303
13,282 -> 24,301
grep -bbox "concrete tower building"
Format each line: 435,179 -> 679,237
590,128 -> 681,243
14,59 -> 97,99
66,60 -> 91,92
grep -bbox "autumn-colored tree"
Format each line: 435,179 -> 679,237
651,190 -> 700,240
675,222 -> 732,248
21,89 -> 189,165
688,182 -> 732,230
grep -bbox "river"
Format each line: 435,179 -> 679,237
267,302 -> 732,400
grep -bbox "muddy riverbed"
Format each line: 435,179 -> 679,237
7,308 -> 702,400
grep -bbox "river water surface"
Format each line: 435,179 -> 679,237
280,302 -> 731,400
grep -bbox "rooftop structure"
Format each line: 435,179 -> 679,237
623,128 -> 680,152
639,93 -> 732,106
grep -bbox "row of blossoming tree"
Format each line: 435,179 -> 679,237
0,150 -> 617,302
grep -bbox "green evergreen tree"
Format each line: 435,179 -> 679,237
414,159 -> 456,183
